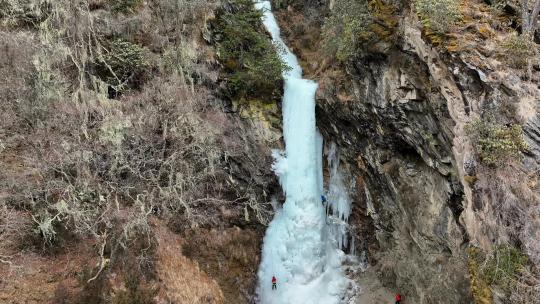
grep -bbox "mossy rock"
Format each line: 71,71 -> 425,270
234,99 -> 282,130
463,175 -> 478,186
446,39 -> 462,52
369,0 -> 398,41
477,24 -> 495,39
468,247 -> 493,304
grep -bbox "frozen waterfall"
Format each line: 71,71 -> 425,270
255,2 -> 354,303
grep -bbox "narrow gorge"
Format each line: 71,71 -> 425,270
0,0 -> 539,303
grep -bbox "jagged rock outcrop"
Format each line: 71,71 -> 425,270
315,17 -> 473,302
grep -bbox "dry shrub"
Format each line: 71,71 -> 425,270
0,31 -> 40,132
476,165 -> 538,242
0,0 -> 156,98
473,163 -> 540,302
113,77 -> 227,225
321,0 -> 373,61
95,39 -> 151,94
500,33 -> 537,68
0,3 -> 276,302
0,0 -> 229,243
466,118 -> 528,167
150,0 -> 216,29
0,205 -> 33,254
77,265 -> 109,304
414,0 -> 461,33
181,228 -> 260,303
112,273 -> 158,304
521,206 -> 540,266
109,0 -> 142,14
509,267 -> 540,304
12,67 -> 271,251
0,0 -> 52,27
118,76 -> 273,228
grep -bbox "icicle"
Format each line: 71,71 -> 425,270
326,142 -> 352,251
351,235 -> 356,256
326,143 -> 351,222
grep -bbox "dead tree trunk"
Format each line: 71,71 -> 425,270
522,0 -> 540,36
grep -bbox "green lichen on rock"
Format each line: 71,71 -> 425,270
233,99 -> 282,143
468,247 -> 493,304
235,98 -> 281,127
368,0 -> 399,40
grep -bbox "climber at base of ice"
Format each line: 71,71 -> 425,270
395,293 -> 402,304
271,276 -> 277,290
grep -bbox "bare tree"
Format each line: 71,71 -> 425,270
521,0 -> 540,36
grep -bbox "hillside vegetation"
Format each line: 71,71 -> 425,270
0,0 -> 284,302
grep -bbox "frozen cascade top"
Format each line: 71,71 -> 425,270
254,1 -> 302,80
255,1 -> 349,304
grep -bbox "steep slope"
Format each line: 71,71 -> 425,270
0,1 -> 283,303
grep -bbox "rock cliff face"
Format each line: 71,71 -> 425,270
276,1 -> 540,302
316,16 -> 473,302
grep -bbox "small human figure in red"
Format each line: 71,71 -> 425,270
272,276 -> 277,290
395,294 -> 402,304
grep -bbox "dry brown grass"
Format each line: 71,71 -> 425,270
473,163 -> 540,302
0,239 -> 94,303
0,207 -> 33,256
181,227 -> 263,303
154,225 -> 225,304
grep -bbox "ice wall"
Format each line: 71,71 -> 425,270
255,2 -> 350,303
